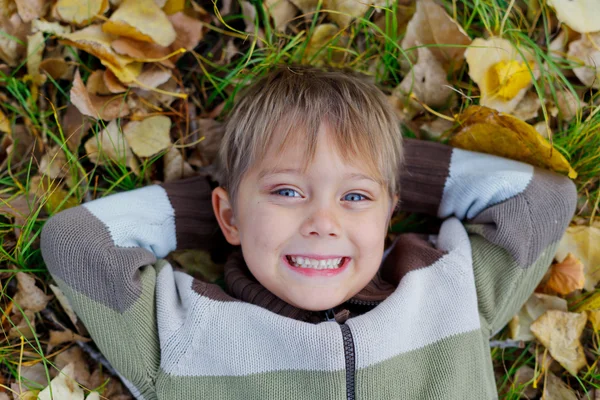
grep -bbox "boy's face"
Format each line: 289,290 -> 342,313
212,122 -> 398,312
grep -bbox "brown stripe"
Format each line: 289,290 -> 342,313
379,233 -> 447,286
398,138 -> 452,216
159,176 -> 228,252
468,167 -> 577,268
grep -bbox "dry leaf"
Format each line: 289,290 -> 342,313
163,147 -> 195,182
555,225 -> 600,293
111,37 -> 175,67
39,57 -> 72,80
0,12 -> 30,66
18,362 -> 49,389
31,19 -> 72,35
542,370 -> 579,400
103,0 -> 176,47
0,109 -> 10,134
14,0 -> 48,22
130,64 -> 172,89
512,91 -> 540,121
465,37 -> 538,113
401,0 -> 471,70
512,365 -> 539,399
545,253 -> 585,295
13,272 -> 53,313
38,362 -> 84,400
26,31 -> 45,86
163,0 -> 185,14
530,310 -> 587,376
419,118 -> 454,141
86,70 -> 111,95
8,309 -> 36,339
264,0 -> 296,32
29,176 -> 79,214
509,293 -> 568,341
103,69 -> 127,93
49,329 -> 91,348
123,115 -> 172,157
62,103 -> 90,152
551,89 -> 583,120
84,120 -> 135,167
39,145 -> 68,179
288,0 -> 318,16
547,0 -> 600,33
568,33 -> 600,89
304,23 -> 347,66
49,283 -> 79,328
394,45 -> 454,113
54,0 -> 109,25
170,249 -> 224,282
168,11 -> 206,52
586,310 -> 600,332
451,105 -> 577,179
70,69 -> 130,120
52,346 -> 91,388
59,24 -> 143,83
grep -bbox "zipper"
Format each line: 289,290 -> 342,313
325,308 -> 356,400
346,298 -> 382,307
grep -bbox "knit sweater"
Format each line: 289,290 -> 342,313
40,138 -> 577,400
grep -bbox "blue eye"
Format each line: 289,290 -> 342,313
344,193 -> 367,201
272,189 -> 368,202
274,188 -> 301,197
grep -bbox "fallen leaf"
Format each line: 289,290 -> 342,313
14,0 -> 48,22
163,0 -> 185,14
512,91 -> 540,121
52,347 -> 91,388
111,37 -> 175,67
0,109 -> 10,134
103,68 -> 127,93
84,119 -> 135,167
39,57 -> 72,80
49,284 -> 79,328
62,103 -> 90,152
304,23 -> 347,66
401,0 -> 471,70
509,293 -> 568,341
465,37 -> 538,113
555,225 -> 600,293
26,31 -> 46,86
544,253 -> 585,295
264,0 -> 297,32
512,365 -> 539,399
542,369 -> 579,400
18,363 -> 49,389
188,118 -> 224,166
70,69 -> 130,120
568,32 -> 600,89
31,19 -> 72,35
103,0 -> 176,47
59,24 -> 143,83
547,0 -> 600,33
288,0 -> 317,16
419,118 -> 455,141
168,11 -> 206,52
163,147 -> 195,182
450,105 -> 577,179
123,115 -> 172,157
169,249 -> 224,282
550,89 -> 583,120
129,64 -> 172,89
38,362 -> 84,400
13,272 -> 53,313
29,176 -> 79,214
323,0 -> 376,28
8,309 -> 36,339
0,12 -> 30,66
586,310 -> 600,331
39,145 -> 68,179
530,310 -> 588,376
54,0 -> 109,25
49,329 -> 91,348
393,45 -> 454,112
86,70 -> 111,95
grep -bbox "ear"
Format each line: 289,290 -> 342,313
212,187 -> 241,245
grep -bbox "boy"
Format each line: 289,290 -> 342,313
41,65 -> 577,400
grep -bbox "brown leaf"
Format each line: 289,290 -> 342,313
86,70 -> 111,95
401,0 -> 471,70
512,365 -> 539,399
26,31 -> 46,86
0,108 -> 10,134
0,12 -> 30,66
13,272 -> 53,313
70,69 -> 130,120
530,310 -> 588,376
512,91 -> 541,121
103,68 -> 127,93
39,57 -> 72,80
103,0 -> 176,47
39,362 -> 85,400
555,225 -> 600,292
62,103 -> 90,152
129,64 -> 172,89
168,11 -> 206,52
52,347 -> 91,388
263,0 -> 297,32
541,369 -> 579,400
111,37 -> 175,68
39,145 -> 68,179
163,147 -> 195,182
123,115 -> 172,157
545,253 -> 585,295
568,32 -> 600,89
14,0 -> 48,23
49,283 -> 79,328
304,23 -> 347,66
8,309 -> 36,339
84,119 -> 135,167
48,329 -> 90,348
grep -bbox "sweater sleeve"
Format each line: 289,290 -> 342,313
398,138 -> 577,337
39,175 -> 220,399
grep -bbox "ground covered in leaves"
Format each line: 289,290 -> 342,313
1,0 -> 600,399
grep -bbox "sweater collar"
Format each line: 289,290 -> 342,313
223,249 -> 396,323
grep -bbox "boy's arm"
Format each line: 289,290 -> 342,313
40,175 -> 220,399
398,138 -> 577,336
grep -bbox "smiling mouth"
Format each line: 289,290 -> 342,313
285,255 -> 348,270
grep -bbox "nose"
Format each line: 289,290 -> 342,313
300,205 -> 341,238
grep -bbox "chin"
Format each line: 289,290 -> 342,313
290,298 -> 342,312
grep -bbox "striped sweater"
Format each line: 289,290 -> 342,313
40,138 -> 577,400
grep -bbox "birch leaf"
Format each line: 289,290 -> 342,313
38,363 -> 84,400
123,115 -> 172,157
542,370 -> 579,400
103,0 -> 176,47
509,293 -> 568,341
547,0 -> 600,33
0,109 -> 10,134
84,120 -> 134,167
70,69 -> 130,120
555,225 -> 600,293
13,272 -> 53,313
54,0 -> 109,25
530,310 -> 588,376
544,253 -> 585,295
568,32 -> 600,89
451,105 -> 577,179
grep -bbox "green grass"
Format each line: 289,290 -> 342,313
1,0 -> 600,398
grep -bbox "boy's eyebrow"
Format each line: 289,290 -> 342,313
258,168 -> 379,184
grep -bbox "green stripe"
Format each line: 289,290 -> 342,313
356,328 -> 497,399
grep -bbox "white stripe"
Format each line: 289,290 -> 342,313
439,148 -> 533,220
347,218 -> 480,369
83,185 -> 177,258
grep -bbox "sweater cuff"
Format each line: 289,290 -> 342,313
159,176 -> 224,251
398,138 -> 452,216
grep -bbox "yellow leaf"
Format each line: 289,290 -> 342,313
586,310 -> 600,331
0,109 -> 10,134
545,253 -> 585,295
509,293 -> 568,341
529,310 -> 588,376
123,115 -> 172,157
450,105 -> 577,179
38,363 -> 84,400
103,0 -> 176,47
162,0 -> 185,14
547,0 -> 600,33
54,0 -> 109,25
486,60 -> 533,100
556,225 -> 600,293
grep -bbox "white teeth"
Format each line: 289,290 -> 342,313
288,256 -> 344,269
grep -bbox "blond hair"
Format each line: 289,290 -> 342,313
216,64 -> 404,215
